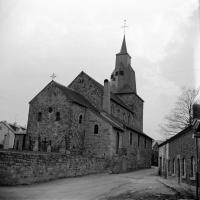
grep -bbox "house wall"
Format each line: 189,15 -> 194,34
158,143 -> 169,177
0,123 -> 15,149
168,129 -> 198,185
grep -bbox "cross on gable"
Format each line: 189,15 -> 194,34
121,19 -> 128,35
50,73 -> 56,80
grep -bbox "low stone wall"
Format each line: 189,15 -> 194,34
0,150 -> 106,186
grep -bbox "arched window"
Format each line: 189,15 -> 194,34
48,107 -> 53,113
56,112 -> 60,121
94,124 -> 99,134
37,112 -> 42,122
79,115 -> 83,124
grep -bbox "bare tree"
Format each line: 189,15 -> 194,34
160,87 -> 200,138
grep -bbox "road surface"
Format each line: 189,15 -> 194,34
0,167 -> 191,200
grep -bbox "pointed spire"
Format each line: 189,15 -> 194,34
120,35 -> 128,54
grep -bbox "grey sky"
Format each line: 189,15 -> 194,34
0,0 -> 198,140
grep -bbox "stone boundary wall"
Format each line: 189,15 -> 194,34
0,150 -> 106,186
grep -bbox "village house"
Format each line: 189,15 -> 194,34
151,140 -> 162,167
158,104 -> 200,185
0,121 -> 26,150
25,36 -> 152,170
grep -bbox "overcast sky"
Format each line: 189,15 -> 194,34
0,0 -> 199,140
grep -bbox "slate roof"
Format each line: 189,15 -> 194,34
120,35 -> 128,54
0,121 -> 26,134
158,125 -> 193,147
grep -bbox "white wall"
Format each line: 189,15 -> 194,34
0,123 -> 15,149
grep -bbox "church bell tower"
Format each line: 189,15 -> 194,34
110,35 -> 137,94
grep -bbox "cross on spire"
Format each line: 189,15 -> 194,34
121,19 -> 128,35
50,73 -> 56,80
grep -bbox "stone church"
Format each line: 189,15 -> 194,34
25,36 -> 152,169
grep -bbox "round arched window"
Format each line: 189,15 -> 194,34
94,124 -> 99,134
79,115 -> 83,124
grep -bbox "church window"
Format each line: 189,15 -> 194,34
56,112 -> 60,121
130,132 -> 133,145
119,71 -> 124,75
37,112 -> 42,122
79,115 -> 83,124
48,107 -> 53,113
115,71 -> 118,76
94,124 -> 99,134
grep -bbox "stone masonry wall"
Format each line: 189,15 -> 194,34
0,150 -> 106,186
26,82 -> 87,154
116,93 -> 143,131
168,129 -> 199,185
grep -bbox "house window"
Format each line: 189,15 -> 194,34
138,135 -> 140,147
119,71 -> 124,75
130,132 -> 133,145
48,107 -> 53,113
172,158 -> 175,175
182,157 -> 186,177
115,71 -> 118,76
116,132 -> 120,153
191,156 -> 195,177
94,124 -> 99,134
56,112 -> 60,121
111,74 -> 114,80
79,115 -> 83,124
168,160 -> 171,174
37,112 -> 42,122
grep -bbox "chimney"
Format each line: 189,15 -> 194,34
193,104 -> 200,119
103,79 -> 111,114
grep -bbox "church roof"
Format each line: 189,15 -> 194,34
120,35 -> 127,54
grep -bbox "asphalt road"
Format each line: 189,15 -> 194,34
0,167 -> 180,200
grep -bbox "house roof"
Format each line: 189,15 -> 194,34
158,125 -> 193,147
0,121 -> 26,134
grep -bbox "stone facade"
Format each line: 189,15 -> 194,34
158,126 -> 200,185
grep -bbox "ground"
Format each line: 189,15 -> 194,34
0,167 -> 194,200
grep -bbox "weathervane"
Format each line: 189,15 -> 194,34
50,73 -> 56,80
121,19 -> 128,35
